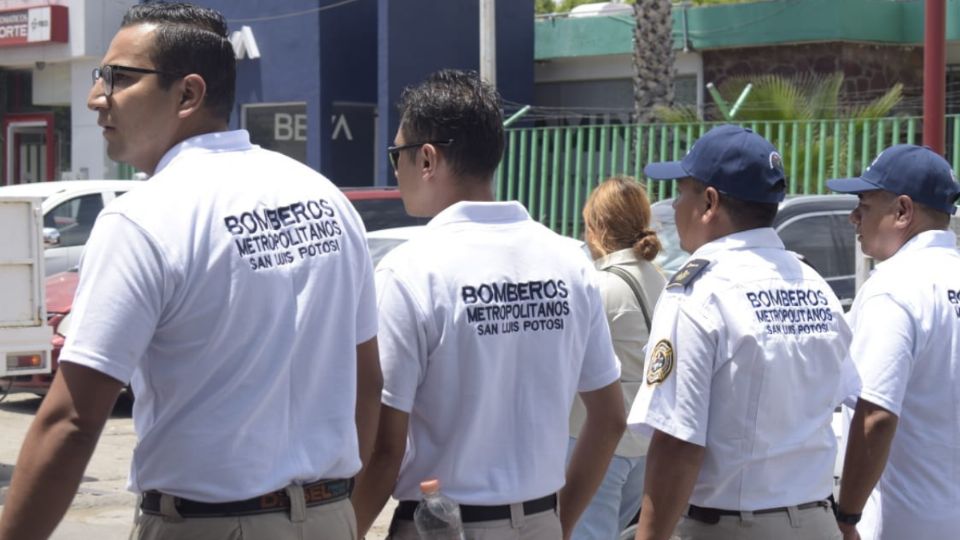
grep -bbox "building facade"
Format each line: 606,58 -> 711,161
0,0 -> 136,184
1,0 -> 534,187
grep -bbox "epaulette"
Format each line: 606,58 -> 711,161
788,250 -> 817,270
666,259 -> 710,289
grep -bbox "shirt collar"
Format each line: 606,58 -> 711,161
427,200 -> 531,228
879,229 -> 958,269
596,248 -> 640,269
689,227 -> 785,260
154,130 -> 254,174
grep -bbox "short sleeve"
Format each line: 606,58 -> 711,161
849,294 -> 915,416
376,267 -> 429,413
59,213 -> 169,384
576,278 -> 621,392
628,299 -> 717,447
354,243 -> 378,344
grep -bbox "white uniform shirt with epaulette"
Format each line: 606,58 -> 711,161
845,229 -> 960,540
628,227 -> 858,511
376,201 -> 620,505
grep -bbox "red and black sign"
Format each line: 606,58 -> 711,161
0,5 -> 68,47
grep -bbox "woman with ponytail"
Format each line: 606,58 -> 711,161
567,176 -> 667,540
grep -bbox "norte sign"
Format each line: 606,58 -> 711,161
0,5 -> 68,47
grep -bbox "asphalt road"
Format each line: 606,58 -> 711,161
0,393 -> 395,539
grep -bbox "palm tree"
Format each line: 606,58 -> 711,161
633,1 -> 676,123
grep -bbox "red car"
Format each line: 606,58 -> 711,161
0,187 -> 420,398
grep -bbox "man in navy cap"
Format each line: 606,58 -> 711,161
628,124 -> 856,540
829,145 -> 960,540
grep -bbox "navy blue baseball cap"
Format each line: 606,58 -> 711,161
643,124 -> 786,204
826,144 -> 960,215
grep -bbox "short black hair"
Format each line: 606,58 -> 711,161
687,179 -> 780,229
719,192 -> 779,229
397,69 -> 504,180
122,1 -> 236,122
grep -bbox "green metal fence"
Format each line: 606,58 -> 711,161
496,115 -> 960,239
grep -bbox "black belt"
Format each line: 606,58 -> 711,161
140,478 -> 353,518
687,500 -> 831,525
395,493 -> 557,523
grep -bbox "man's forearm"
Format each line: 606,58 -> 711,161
352,442 -> 403,537
561,382 -> 626,538
351,404 -> 408,538
0,363 -> 122,540
635,430 -> 705,540
355,338 -> 383,466
561,418 -> 624,534
0,406 -> 106,538
837,399 -> 899,516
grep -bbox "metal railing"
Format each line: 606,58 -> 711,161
496,115 -> 960,239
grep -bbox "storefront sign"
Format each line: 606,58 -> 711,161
242,102 -> 308,165
328,102 -> 375,186
0,5 -> 68,47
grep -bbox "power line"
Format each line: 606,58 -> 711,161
227,0 -> 360,24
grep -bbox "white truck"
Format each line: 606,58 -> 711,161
0,195 -> 52,378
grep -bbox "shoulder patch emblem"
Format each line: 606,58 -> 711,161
646,339 -> 675,385
667,259 -> 710,289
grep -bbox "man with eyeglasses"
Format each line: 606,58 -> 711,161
351,69 -> 626,540
0,3 -> 380,540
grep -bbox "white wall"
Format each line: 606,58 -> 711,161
534,51 -> 704,113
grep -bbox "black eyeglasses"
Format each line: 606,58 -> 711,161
387,139 -> 454,170
91,64 -> 180,97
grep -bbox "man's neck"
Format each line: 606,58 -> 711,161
429,176 -> 495,216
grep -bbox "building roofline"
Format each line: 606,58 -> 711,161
536,0 -> 960,61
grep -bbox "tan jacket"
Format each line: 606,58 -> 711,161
569,248 -> 666,457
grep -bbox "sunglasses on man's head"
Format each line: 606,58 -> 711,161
387,139 -> 454,170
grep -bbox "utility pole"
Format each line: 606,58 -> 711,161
480,0 -> 496,87
923,0 -> 945,154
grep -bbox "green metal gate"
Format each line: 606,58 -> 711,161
496,115 -> 960,238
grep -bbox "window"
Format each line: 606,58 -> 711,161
778,213 -> 856,278
674,75 -> 698,107
45,194 -> 104,248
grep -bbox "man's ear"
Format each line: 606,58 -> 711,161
893,194 -> 914,227
420,143 -> 439,178
176,74 -> 207,119
703,186 -> 721,220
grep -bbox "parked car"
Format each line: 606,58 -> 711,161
0,180 -> 144,275
652,194 -> 861,307
0,182 -> 420,278
342,187 -> 429,231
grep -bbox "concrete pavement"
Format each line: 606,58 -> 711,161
0,394 -> 395,539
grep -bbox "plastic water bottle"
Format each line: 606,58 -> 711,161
413,479 -> 465,540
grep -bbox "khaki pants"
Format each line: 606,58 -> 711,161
388,503 -> 562,540
130,487 -> 356,540
673,503 -> 841,540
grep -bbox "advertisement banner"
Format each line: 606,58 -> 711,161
0,5 -> 67,47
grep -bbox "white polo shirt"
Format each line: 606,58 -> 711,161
628,228 -> 857,511
60,130 -> 377,502
846,230 -> 960,540
376,201 -> 620,505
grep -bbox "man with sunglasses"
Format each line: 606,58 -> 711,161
0,3 -> 380,540
351,69 -> 626,540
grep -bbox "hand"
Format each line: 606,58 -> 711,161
838,521 -> 860,540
